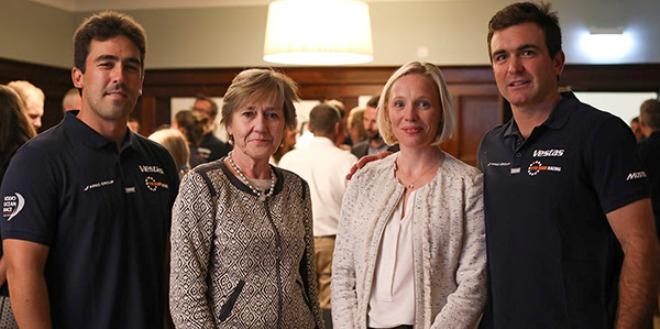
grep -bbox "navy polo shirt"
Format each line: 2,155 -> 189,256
1,112 -> 179,329
477,93 -> 648,329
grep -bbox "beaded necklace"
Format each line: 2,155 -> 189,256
227,151 -> 276,202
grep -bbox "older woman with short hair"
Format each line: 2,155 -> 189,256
332,61 -> 487,329
169,68 -> 323,328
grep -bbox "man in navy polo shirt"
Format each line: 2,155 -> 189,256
478,2 -> 659,329
0,11 -> 178,329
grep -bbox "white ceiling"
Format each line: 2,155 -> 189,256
29,0 -> 464,12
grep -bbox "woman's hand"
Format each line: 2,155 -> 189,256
345,151 -> 392,180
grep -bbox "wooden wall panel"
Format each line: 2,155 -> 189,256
444,84 -> 501,165
3,57 -> 660,163
456,95 -> 501,165
0,58 -> 73,132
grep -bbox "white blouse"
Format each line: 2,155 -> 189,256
368,190 -> 417,327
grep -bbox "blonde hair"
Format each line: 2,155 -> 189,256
377,61 -> 455,146
348,107 -> 366,142
148,129 -> 190,174
0,85 -> 36,152
8,80 -> 45,104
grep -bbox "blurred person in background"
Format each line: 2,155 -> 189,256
637,98 -> 660,239
347,107 -> 367,146
630,116 -> 645,143
62,87 -> 81,112
173,109 -> 209,168
0,84 -> 35,329
192,95 -> 232,160
127,117 -> 140,134
7,80 -> 44,131
149,128 -> 191,178
351,95 -> 399,158
271,126 -> 298,165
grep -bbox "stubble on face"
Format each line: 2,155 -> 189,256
490,22 -> 563,112
73,35 -> 144,125
363,106 -> 380,141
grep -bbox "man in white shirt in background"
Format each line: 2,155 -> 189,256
278,103 -> 357,328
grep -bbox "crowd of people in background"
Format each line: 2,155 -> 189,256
0,1 -> 658,329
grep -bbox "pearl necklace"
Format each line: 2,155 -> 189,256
227,151 -> 276,202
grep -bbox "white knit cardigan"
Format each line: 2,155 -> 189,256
331,152 -> 486,329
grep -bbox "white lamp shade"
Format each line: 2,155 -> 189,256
263,0 -> 374,65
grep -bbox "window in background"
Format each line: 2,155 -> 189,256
574,92 -> 658,125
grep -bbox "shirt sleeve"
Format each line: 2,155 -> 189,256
585,116 -> 649,214
1,145 -> 58,246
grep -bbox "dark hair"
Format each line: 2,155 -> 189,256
194,95 -> 219,118
640,99 -> 660,130
367,95 -> 380,109
174,110 -> 208,146
309,103 -> 341,137
0,85 -> 36,154
487,2 -> 562,58
73,11 -> 146,72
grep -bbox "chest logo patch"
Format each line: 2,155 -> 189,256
528,160 -> 562,176
533,149 -> 564,157
139,165 -> 165,175
83,179 -> 115,192
3,193 -> 25,221
145,176 -> 169,191
487,162 -> 511,167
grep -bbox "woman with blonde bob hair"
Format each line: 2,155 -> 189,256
170,68 -> 323,328
332,61 -> 487,329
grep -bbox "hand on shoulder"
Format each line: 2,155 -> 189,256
345,151 -> 392,180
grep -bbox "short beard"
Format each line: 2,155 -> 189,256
368,131 -> 381,142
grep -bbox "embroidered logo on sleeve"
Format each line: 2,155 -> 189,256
3,193 -> 25,221
626,171 -> 647,181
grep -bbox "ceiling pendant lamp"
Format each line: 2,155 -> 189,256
263,0 -> 374,65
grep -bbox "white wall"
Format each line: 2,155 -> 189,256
2,0 -> 660,68
574,92 -> 658,125
0,0 -> 74,67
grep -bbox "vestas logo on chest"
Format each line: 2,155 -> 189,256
533,149 -> 564,157
139,165 -> 165,175
3,193 -> 25,221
